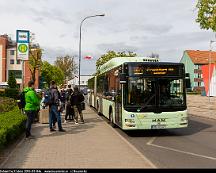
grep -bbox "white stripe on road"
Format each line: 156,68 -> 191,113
147,137 -> 216,161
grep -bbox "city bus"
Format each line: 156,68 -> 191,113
87,57 -> 188,130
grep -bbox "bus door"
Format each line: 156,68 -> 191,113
114,80 -> 122,127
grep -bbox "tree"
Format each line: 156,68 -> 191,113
96,51 -> 137,70
7,72 -> 17,88
149,53 -> 159,58
29,47 -> 42,82
196,0 -> 216,32
54,55 -> 77,81
41,61 -> 64,87
28,33 -> 43,82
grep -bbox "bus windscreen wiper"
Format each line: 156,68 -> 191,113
137,94 -> 156,112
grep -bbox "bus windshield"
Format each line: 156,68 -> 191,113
125,77 -> 186,112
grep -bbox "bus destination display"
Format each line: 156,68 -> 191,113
130,65 -> 181,76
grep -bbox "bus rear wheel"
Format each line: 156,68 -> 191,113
109,111 -> 116,128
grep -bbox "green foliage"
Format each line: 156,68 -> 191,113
54,55 -> 77,80
0,107 -> 26,149
0,97 -> 17,113
4,88 -> 19,99
88,77 -> 95,89
41,61 -> 64,87
52,66 -> 64,85
7,72 -> 17,88
28,33 -> 43,82
196,0 -> 216,32
96,51 -> 137,70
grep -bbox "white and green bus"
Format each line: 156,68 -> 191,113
87,57 -> 188,130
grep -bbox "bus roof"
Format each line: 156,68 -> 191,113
98,57 -> 159,74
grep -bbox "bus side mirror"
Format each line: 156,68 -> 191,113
119,73 -> 127,84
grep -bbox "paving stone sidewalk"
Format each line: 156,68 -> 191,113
1,106 -> 155,169
187,95 -> 216,120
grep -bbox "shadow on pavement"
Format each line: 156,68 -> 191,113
124,118 -> 212,137
1,115 -> 101,168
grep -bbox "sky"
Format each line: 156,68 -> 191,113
0,0 -> 215,75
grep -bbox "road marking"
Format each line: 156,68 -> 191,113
147,137 -> 216,161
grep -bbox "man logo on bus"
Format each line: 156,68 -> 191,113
18,44 -> 28,53
152,118 -> 166,122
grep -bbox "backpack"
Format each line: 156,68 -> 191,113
18,91 -> 26,109
43,89 -> 53,106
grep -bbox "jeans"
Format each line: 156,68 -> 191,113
73,105 -> 84,123
49,105 -> 63,130
25,110 -> 36,137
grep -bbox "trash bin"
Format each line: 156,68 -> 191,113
201,90 -> 206,96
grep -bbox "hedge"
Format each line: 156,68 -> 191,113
0,97 -> 17,113
0,107 -> 27,149
0,88 -> 19,99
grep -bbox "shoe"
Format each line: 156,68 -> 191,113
26,135 -> 35,139
59,129 -> 66,132
50,128 -> 56,132
75,122 -> 79,125
64,120 -> 67,123
79,121 -> 84,124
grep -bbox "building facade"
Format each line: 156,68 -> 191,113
180,50 -> 216,96
0,34 -> 39,89
68,75 -> 93,89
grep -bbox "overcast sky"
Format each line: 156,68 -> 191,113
0,0 -> 215,75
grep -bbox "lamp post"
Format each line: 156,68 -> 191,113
78,14 -> 105,90
208,40 -> 216,102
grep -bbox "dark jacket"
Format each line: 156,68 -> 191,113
70,91 -> 84,106
50,86 -> 60,106
66,88 -> 73,101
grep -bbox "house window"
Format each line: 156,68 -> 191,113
8,70 -> 22,79
17,59 -> 21,64
10,50 -> 15,55
10,59 -> 14,64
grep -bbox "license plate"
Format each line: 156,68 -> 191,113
151,125 -> 166,129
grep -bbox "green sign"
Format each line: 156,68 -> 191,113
18,44 -> 28,53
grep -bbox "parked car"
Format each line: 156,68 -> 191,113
35,89 -> 42,93
0,82 -> 9,89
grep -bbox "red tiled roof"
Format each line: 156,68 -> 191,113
186,50 -> 216,64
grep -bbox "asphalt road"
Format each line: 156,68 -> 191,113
100,113 -> 216,168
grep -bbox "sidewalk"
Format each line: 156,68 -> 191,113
1,106 -> 155,168
187,95 -> 216,120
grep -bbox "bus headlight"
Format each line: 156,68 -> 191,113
125,119 -> 135,123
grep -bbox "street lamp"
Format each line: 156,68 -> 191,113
208,40 -> 216,102
78,14 -> 105,89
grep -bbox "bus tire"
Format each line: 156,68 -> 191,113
109,110 -> 116,128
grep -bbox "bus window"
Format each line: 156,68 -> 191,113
127,77 -> 156,106
159,79 -> 184,106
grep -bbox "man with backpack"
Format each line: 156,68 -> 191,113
64,85 -> 74,123
24,80 -> 40,139
48,80 -> 65,132
70,86 -> 85,124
